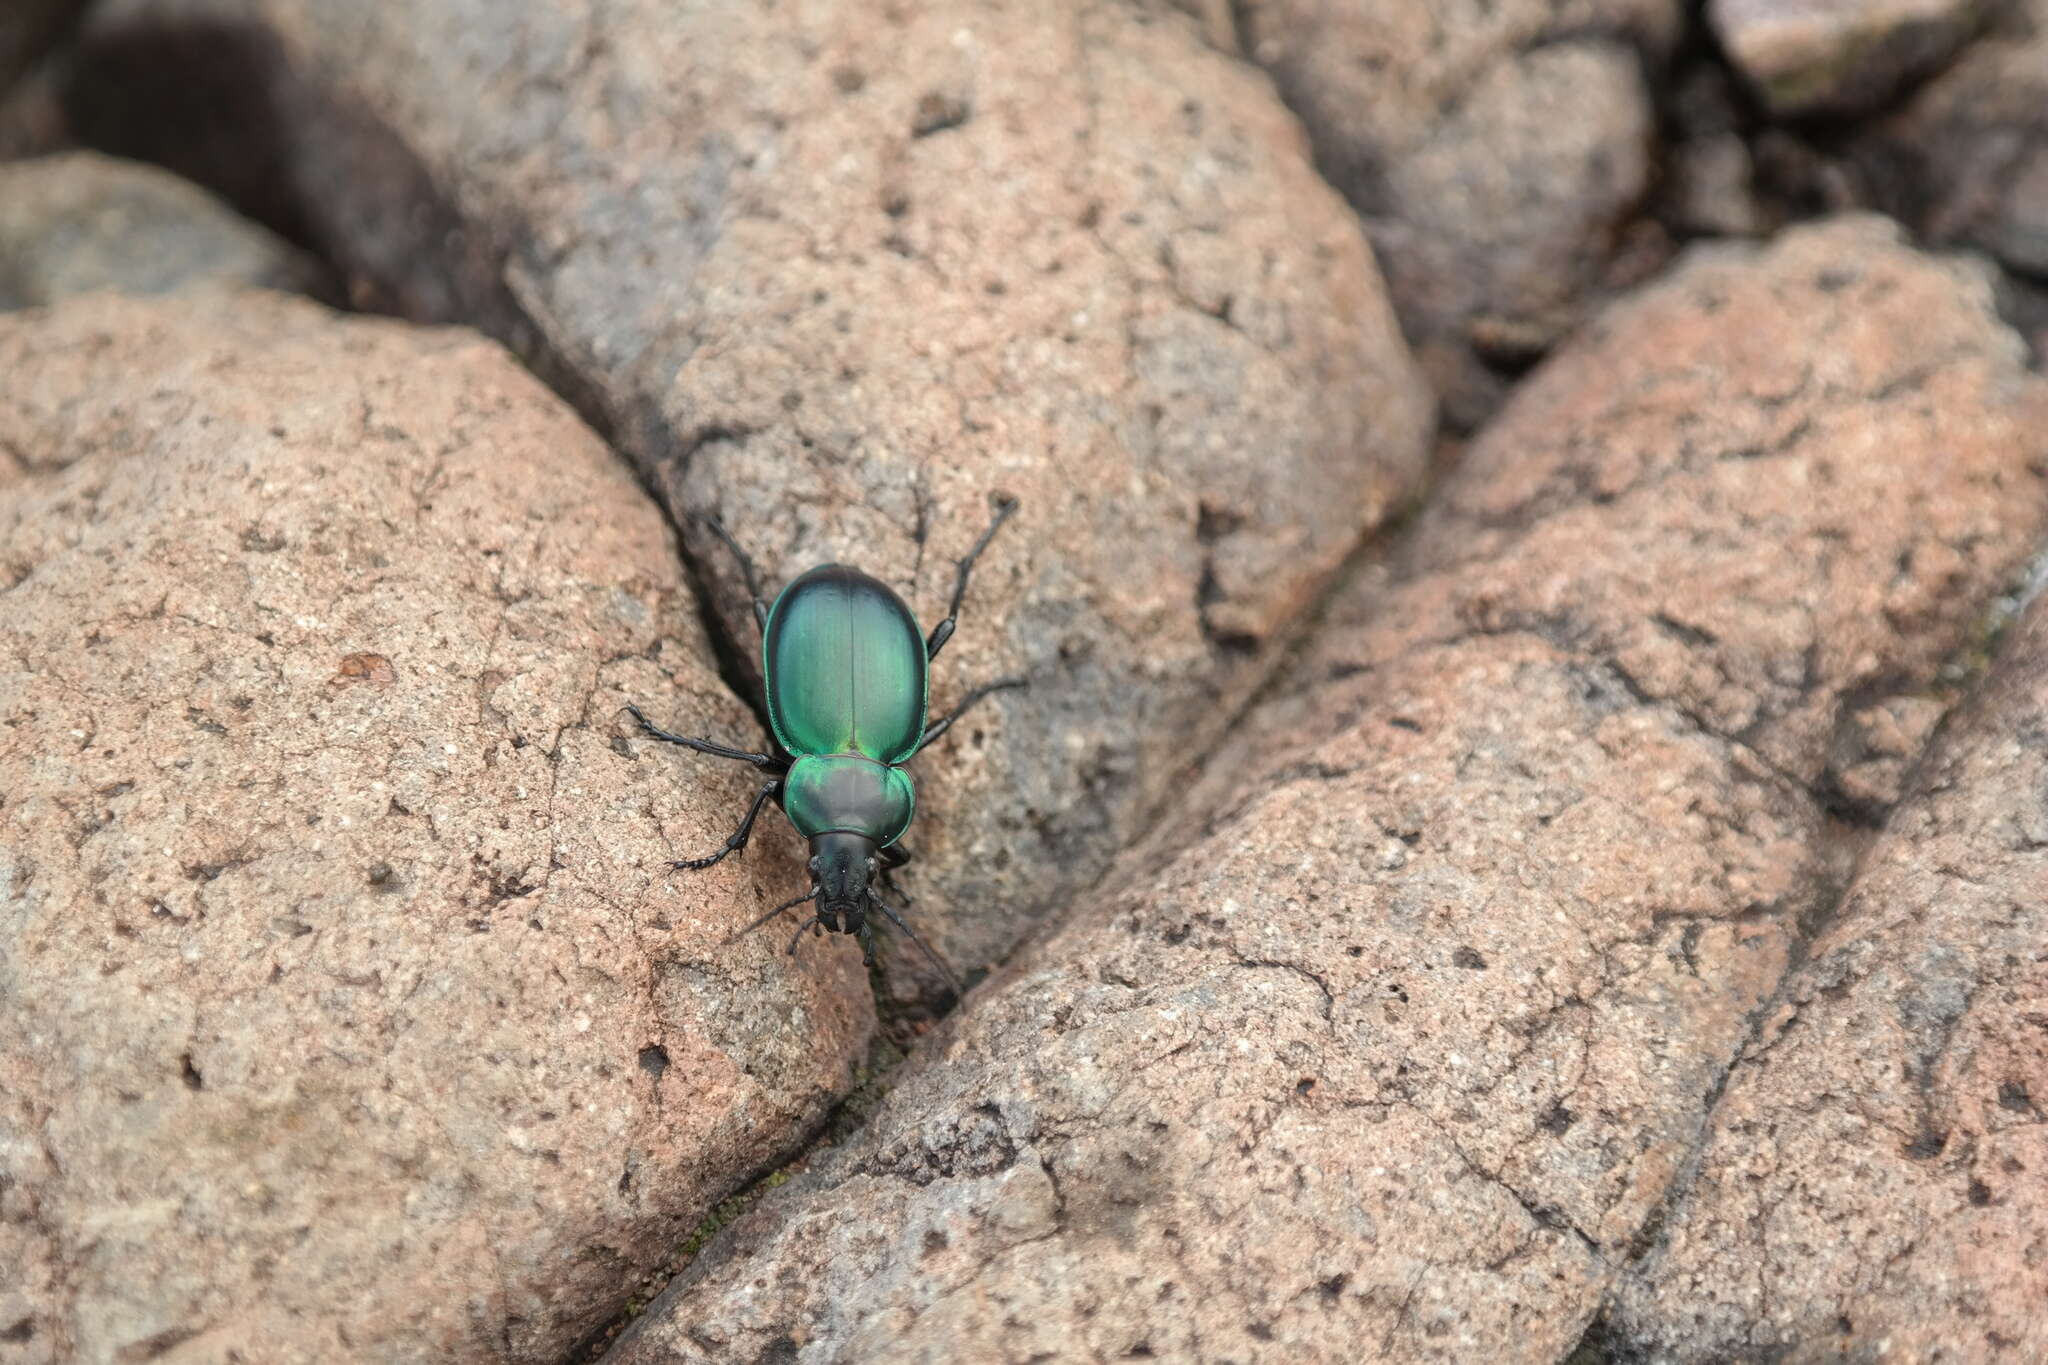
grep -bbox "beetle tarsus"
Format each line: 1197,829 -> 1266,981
924,495 -> 1018,661
626,703 -> 785,771
874,843 -> 915,905
674,778 -> 783,869
695,512 -> 773,635
915,676 -> 1028,756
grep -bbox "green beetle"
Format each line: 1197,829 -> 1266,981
628,499 -> 1020,985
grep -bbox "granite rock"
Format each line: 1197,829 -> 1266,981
598,219 -> 2048,1364
68,0 -> 1435,995
1613,586 -> 2048,1360
0,151 -> 322,309
0,292 -> 869,1364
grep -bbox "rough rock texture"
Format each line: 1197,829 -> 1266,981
0,293 -> 870,1364
597,220 -> 2048,1363
1710,0 -> 1990,115
1855,0 -> 2048,278
1293,216 -> 2048,803
1221,0 -> 1684,426
82,0 -> 1434,987
1613,589 -> 2048,1361
0,152 -> 324,309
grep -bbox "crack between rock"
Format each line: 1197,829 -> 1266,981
1405,1101 -> 1603,1261
1225,949 -> 1335,1022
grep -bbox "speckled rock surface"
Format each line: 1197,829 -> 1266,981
0,152 -> 322,309
595,219 -> 2048,1364
1710,0 -> 1990,115
1613,589 -> 2048,1362
82,0 -> 1435,993
0,292 -> 870,1364
1223,0 -> 1683,426
1290,216 -> 2048,804
1855,0 -> 2048,278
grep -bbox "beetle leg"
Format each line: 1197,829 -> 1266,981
697,513 -> 773,634
876,843 -> 914,906
625,704 -> 786,771
858,923 -> 877,967
913,677 -> 1027,756
925,495 -> 1018,660
673,779 -> 784,870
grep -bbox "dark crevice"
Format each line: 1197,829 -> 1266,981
1989,270 -> 2048,372
1559,1311 -> 1635,1365
1613,665 -> 1976,1298
566,1031 -> 907,1364
627,409 -> 778,740
42,35 -> 854,1364
1225,0 -> 1255,63
35,10 -> 2003,1359
54,17 -> 615,426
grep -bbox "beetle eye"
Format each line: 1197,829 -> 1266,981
866,858 -> 877,873
808,857 -> 820,872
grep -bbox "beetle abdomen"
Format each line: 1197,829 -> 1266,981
782,754 -> 915,846
764,564 -> 928,762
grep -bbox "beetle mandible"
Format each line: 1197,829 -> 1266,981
627,497 -> 1021,986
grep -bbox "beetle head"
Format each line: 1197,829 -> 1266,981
808,831 -> 877,935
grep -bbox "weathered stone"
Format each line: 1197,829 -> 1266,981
1291,219 -> 2047,797
0,152 -> 323,309
1711,0 -> 1991,115
1613,589 -> 2048,1361
1855,0 -> 2048,277
80,0 -> 1434,989
597,220 -> 2048,1363
1227,0 -> 1683,426
0,292 -> 870,1364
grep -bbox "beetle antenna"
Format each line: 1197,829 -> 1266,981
869,894 -> 962,996
731,885 -> 820,942
784,915 -> 823,956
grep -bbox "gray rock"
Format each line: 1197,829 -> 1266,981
0,152 -> 322,309
1614,564 -> 2048,1360
597,219 -> 2048,1365
1223,0 -> 1683,426
1854,0 -> 2048,280
80,0 -> 1435,991
1710,0 -> 1991,116
0,291 -> 871,1365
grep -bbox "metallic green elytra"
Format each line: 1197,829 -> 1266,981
625,497 -> 1023,989
765,565 -> 929,766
